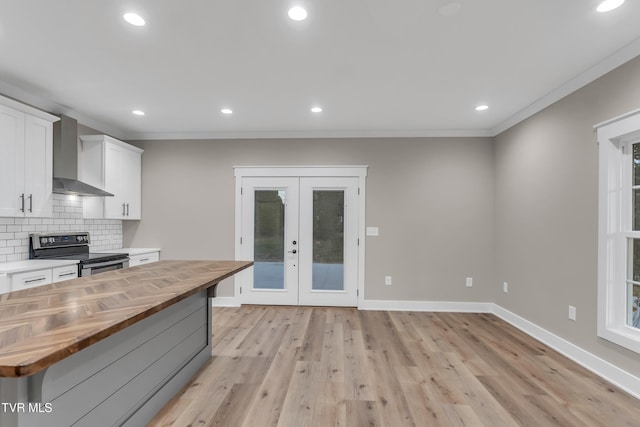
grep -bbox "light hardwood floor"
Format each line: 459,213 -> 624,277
149,306 -> 640,426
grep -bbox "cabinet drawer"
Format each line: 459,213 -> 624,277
52,265 -> 78,283
11,269 -> 53,291
129,252 -> 160,267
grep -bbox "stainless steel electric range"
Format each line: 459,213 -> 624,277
29,232 -> 129,276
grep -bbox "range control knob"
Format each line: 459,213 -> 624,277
40,237 -> 48,246
48,237 -> 55,244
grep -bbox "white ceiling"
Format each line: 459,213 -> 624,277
1,0 -> 640,140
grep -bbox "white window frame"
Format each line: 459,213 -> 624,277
597,109 -> 640,354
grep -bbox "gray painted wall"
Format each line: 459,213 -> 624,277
123,137 -> 495,302
494,55 -> 640,377
122,55 -> 640,379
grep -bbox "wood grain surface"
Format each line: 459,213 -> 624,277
0,260 -> 252,378
150,306 -> 640,427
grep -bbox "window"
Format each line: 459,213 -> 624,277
624,142 -> 640,329
597,109 -> 640,354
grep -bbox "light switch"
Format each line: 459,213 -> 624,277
366,227 -> 379,236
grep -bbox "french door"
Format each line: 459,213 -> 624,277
237,170 -> 363,307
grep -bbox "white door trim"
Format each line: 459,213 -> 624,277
234,166 -> 367,306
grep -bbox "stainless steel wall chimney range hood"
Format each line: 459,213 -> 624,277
52,115 -> 114,197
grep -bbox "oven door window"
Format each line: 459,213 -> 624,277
91,263 -> 123,275
81,259 -> 128,276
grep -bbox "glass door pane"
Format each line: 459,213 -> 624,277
312,190 -> 344,291
253,190 -> 286,289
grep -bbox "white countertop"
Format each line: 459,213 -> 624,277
0,259 -> 80,274
99,248 -> 161,256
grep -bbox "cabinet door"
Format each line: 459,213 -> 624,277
104,142 -> 125,219
123,147 -> 142,219
24,115 -> 53,217
80,135 -> 144,220
0,105 -> 25,217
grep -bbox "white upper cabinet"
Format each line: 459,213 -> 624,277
24,115 -> 54,217
0,105 -> 24,217
0,97 -> 57,218
81,135 -> 143,220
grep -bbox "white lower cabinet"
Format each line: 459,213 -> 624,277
1,262 -> 80,294
128,251 -> 160,267
11,268 -> 53,291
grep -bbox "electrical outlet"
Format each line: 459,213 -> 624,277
466,277 -> 473,287
385,276 -> 392,286
503,282 -> 508,293
568,305 -> 577,321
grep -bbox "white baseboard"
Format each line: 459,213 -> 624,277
358,299 -> 493,313
491,304 -> 640,400
210,297 -> 241,307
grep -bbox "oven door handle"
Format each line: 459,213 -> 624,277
84,258 -> 130,269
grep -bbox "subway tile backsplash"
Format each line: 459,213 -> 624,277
0,194 -> 122,262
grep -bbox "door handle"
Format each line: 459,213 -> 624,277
58,272 -> 76,277
28,194 -> 33,213
20,193 -> 25,212
288,249 -> 297,254
122,203 -> 126,216
126,203 -> 129,216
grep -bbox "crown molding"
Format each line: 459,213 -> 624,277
121,128 -> 494,141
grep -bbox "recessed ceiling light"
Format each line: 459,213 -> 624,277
221,108 -> 233,115
124,13 -> 145,26
288,6 -> 308,21
132,110 -> 145,116
596,0 -> 624,12
475,105 -> 489,111
311,106 -> 322,113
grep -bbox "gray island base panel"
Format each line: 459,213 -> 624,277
0,290 -> 212,426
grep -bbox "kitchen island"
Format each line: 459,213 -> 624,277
0,260 -> 252,427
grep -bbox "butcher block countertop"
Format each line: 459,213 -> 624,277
0,260 -> 252,378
